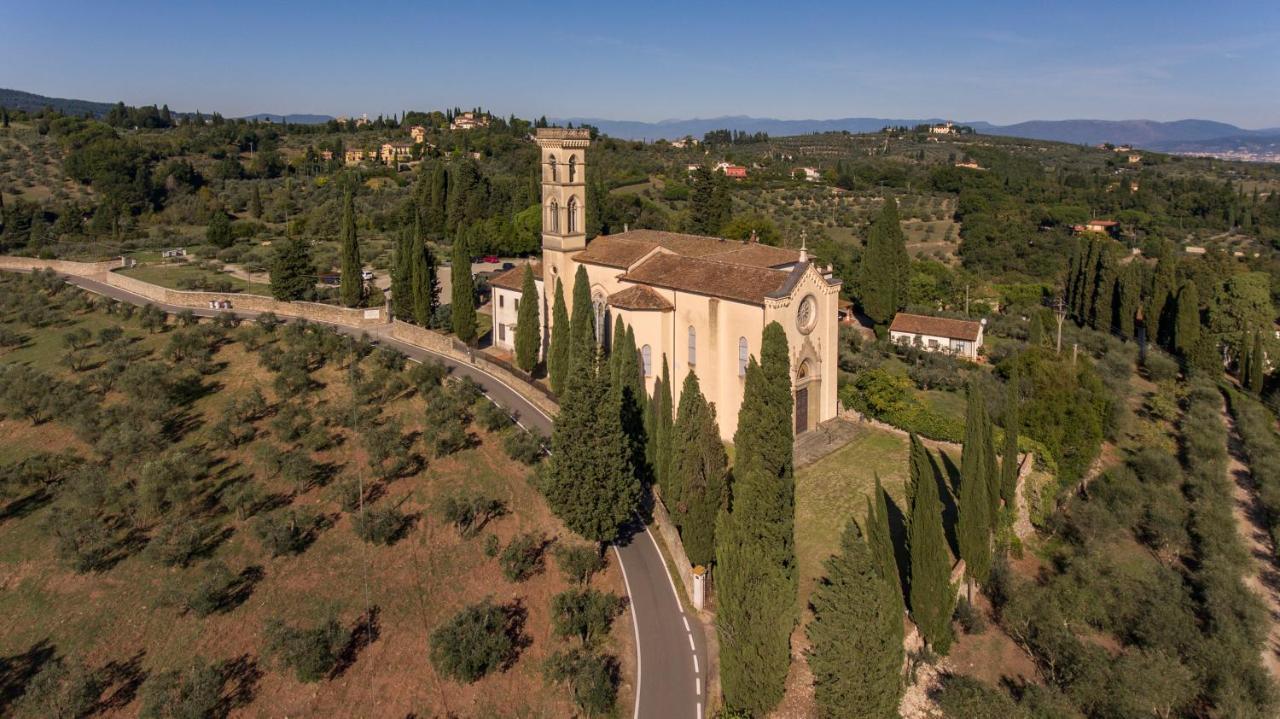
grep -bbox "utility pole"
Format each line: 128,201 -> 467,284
1054,296 -> 1067,355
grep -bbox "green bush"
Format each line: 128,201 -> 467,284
429,599 -> 523,683
554,544 -> 606,585
499,532 -> 545,582
139,660 -> 223,719
263,616 -> 347,683
502,427 -> 545,465
542,648 -> 620,717
551,588 -> 624,644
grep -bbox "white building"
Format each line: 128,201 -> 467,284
889,313 -> 984,359
929,121 -> 956,135
800,167 -> 821,182
488,262 -> 544,356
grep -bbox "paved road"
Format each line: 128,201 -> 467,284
51,272 -> 708,719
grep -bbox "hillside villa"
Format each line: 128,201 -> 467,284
450,112 -> 490,130
410,125 -> 427,143
1074,219 -> 1119,236
889,313 -> 984,360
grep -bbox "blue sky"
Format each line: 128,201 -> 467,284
2,0 -> 1277,127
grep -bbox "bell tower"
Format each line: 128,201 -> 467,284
535,128 -> 590,302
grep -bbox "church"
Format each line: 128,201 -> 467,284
490,127 -> 841,440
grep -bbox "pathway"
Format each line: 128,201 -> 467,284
35,270 -> 707,719
1221,397 -> 1280,681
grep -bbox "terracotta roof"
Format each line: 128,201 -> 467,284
889,313 -> 982,342
574,229 -> 800,270
620,254 -> 790,305
489,262 -> 541,292
1087,220 -> 1118,227
607,285 -> 673,311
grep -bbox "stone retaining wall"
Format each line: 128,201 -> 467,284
101,271 -> 388,328
650,490 -> 698,609
0,256 -> 124,275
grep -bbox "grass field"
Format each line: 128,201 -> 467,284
0,275 -> 629,717
119,263 -> 274,296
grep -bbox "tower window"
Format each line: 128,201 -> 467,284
569,155 -> 577,182
642,344 -> 652,377
549,199 -> 559,233
567,197 -> 578,234
738,336 -> 749,376
548,155 -> 558,182
688,326 -> 696,367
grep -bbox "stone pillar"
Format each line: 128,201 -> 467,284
692,565 -> 706,611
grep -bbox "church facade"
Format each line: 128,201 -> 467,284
490,127 -> 841,440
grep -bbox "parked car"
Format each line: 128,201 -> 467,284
482,255 -> 500,264
361,270 -> 375,281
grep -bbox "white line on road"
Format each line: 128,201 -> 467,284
613,544 -> 642,719
682,616 -> 690,632
697,702 -> 702,719
696,677 -> 701,696
693,654 -> 699,674
688,633 -> 695,651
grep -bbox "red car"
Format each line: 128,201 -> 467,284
482,255 -> 500,264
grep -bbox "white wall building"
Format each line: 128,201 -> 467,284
488,262 -> 544,356
889,313 -> 984,359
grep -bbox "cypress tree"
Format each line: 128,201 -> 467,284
1000,374 -> 1021,509
269,235 -> 313,301
618,324 -> 649,485
867,476 -> 905,617
609,316 -> 627,388
1090,250 -> 1117,333
409,225 -> 439,327
548,279 -> 569,395
390,227 -> 413,321
982,393 -> 1001,526
858,199 -> 908,332
908,437 -> 955,654
645,373 -> 661,477
1117,264 -> 1141,339
807,520 -> 904,719
250,184 -> 263,218
339,188 -> 363,307
654,357 -> 673,489
569,265 -> 594,374
1173,280 -> 1200,358
958,442 -> 992,591
1148,243 -> 1177,347
450,236 -> 476,343
717,322 -> 795,714
1248,331 -> 1265,394
515,265 -> 541,373
544,344 -> 640,543
669,371 -> 727,568
905,433 -> 932,535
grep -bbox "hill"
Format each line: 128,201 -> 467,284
242,113 -> 335,124
0,87 -> 117,118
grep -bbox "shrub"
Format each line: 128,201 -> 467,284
953,596 -> 987,635
935,674 -> 1023,719
502,427 -> 545,465
352,505 -> 412,545
14,658 -> 101,719
146,520 -> 223,568
138,660 -> 223,719
483,534 -> 501,557
499,532 -> 546,582
554,544 -> 606,585
263,616 -> 348,683
429,599 -> 524,683
543,648 -> 620,717
476,400 -> 512,432
253,509 -> 318,556
441,493 -> 506,538
550,588 -> 625,644
1142,350 -> 1179,383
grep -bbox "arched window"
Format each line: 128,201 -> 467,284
592,292 -> 607,345
568,155 -> 577,182
548,155 -> 558,182
567,196 -> 578,234
738,336 -> 749,377
688,326 -> 697,367
641,344 -> 652,377
548,199 -> 559,233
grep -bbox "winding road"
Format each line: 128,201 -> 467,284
41,271 -> 708,719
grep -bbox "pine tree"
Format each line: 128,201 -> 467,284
958,385 -> 992,589
338,189 -> 363,307
807,520 -> 904,719
409,222 -> 439,327
390,227 -> 413,321
908,438 -> 955,654
858,198 -> 908,332
450,235 -> 476,343
544,343 -> 640,544
548,279 -> 570,396
669,372 -> 727,568
1001,373 -> 1021,509
867,476 -> 905,617
717,322 -> 795,714
515,265 -> 541,372
1173,280 -> 1200,358
568,265 -> 594,373
270,236 -> 313,301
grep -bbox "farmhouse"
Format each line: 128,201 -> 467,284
799,167 -> 821,182
889,313 -> 984,360
527,128 -> 841,438
450,112 -> 490,130
714,162 -> 748,179
1074,219 -> 1119,236
489,262 -> 544,355
379,142 -> 413,166
929,122 -> 956,135
343,148 -> 367,165
409,125 -> 427,143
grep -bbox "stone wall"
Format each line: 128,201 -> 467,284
650,490 -> 698,610
0,256 -> 124,275
100,271 -> 388,328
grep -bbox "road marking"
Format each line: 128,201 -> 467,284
697,702 -> 702,719
696,677 -> 701,696
688,633 -> 695,651
682,616 -> 690,632
693,654 -> 699,674
613,545 -> 643,719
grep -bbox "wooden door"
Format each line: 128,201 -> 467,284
795,387 -> 809,434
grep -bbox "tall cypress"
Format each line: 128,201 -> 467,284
618,324 -> 649,485
908,437 -> 955,654
1173,280 -> 1200,358
1117,263 -> 1141,339
867,476 -> 905,617
1248,331 -> 1265,394
858,198 -> 908,332
548,279 -> 570,395
450,235 -> 476,343
958,387 -> 993,588
905,433 -> 932,535
1000,373 -> 1021,509
568,265 -> 594,374
807,520 -> 904,719
654,357 -> 674,490
390,226 -> 413,321
717,322 -> 795,714
669,372 -> 727,568
515,265 -> 541,372
339,188 -> 363,307
411,225 -> 439,327
1148,243 -> 1177,347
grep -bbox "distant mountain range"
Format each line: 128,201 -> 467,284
5,87 -> 1278,155
555,115 -> 1280,152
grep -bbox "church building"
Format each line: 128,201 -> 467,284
490,127 -> 841,440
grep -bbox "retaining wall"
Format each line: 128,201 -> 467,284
0,256 -> 124,275
650,490 -> 698,609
